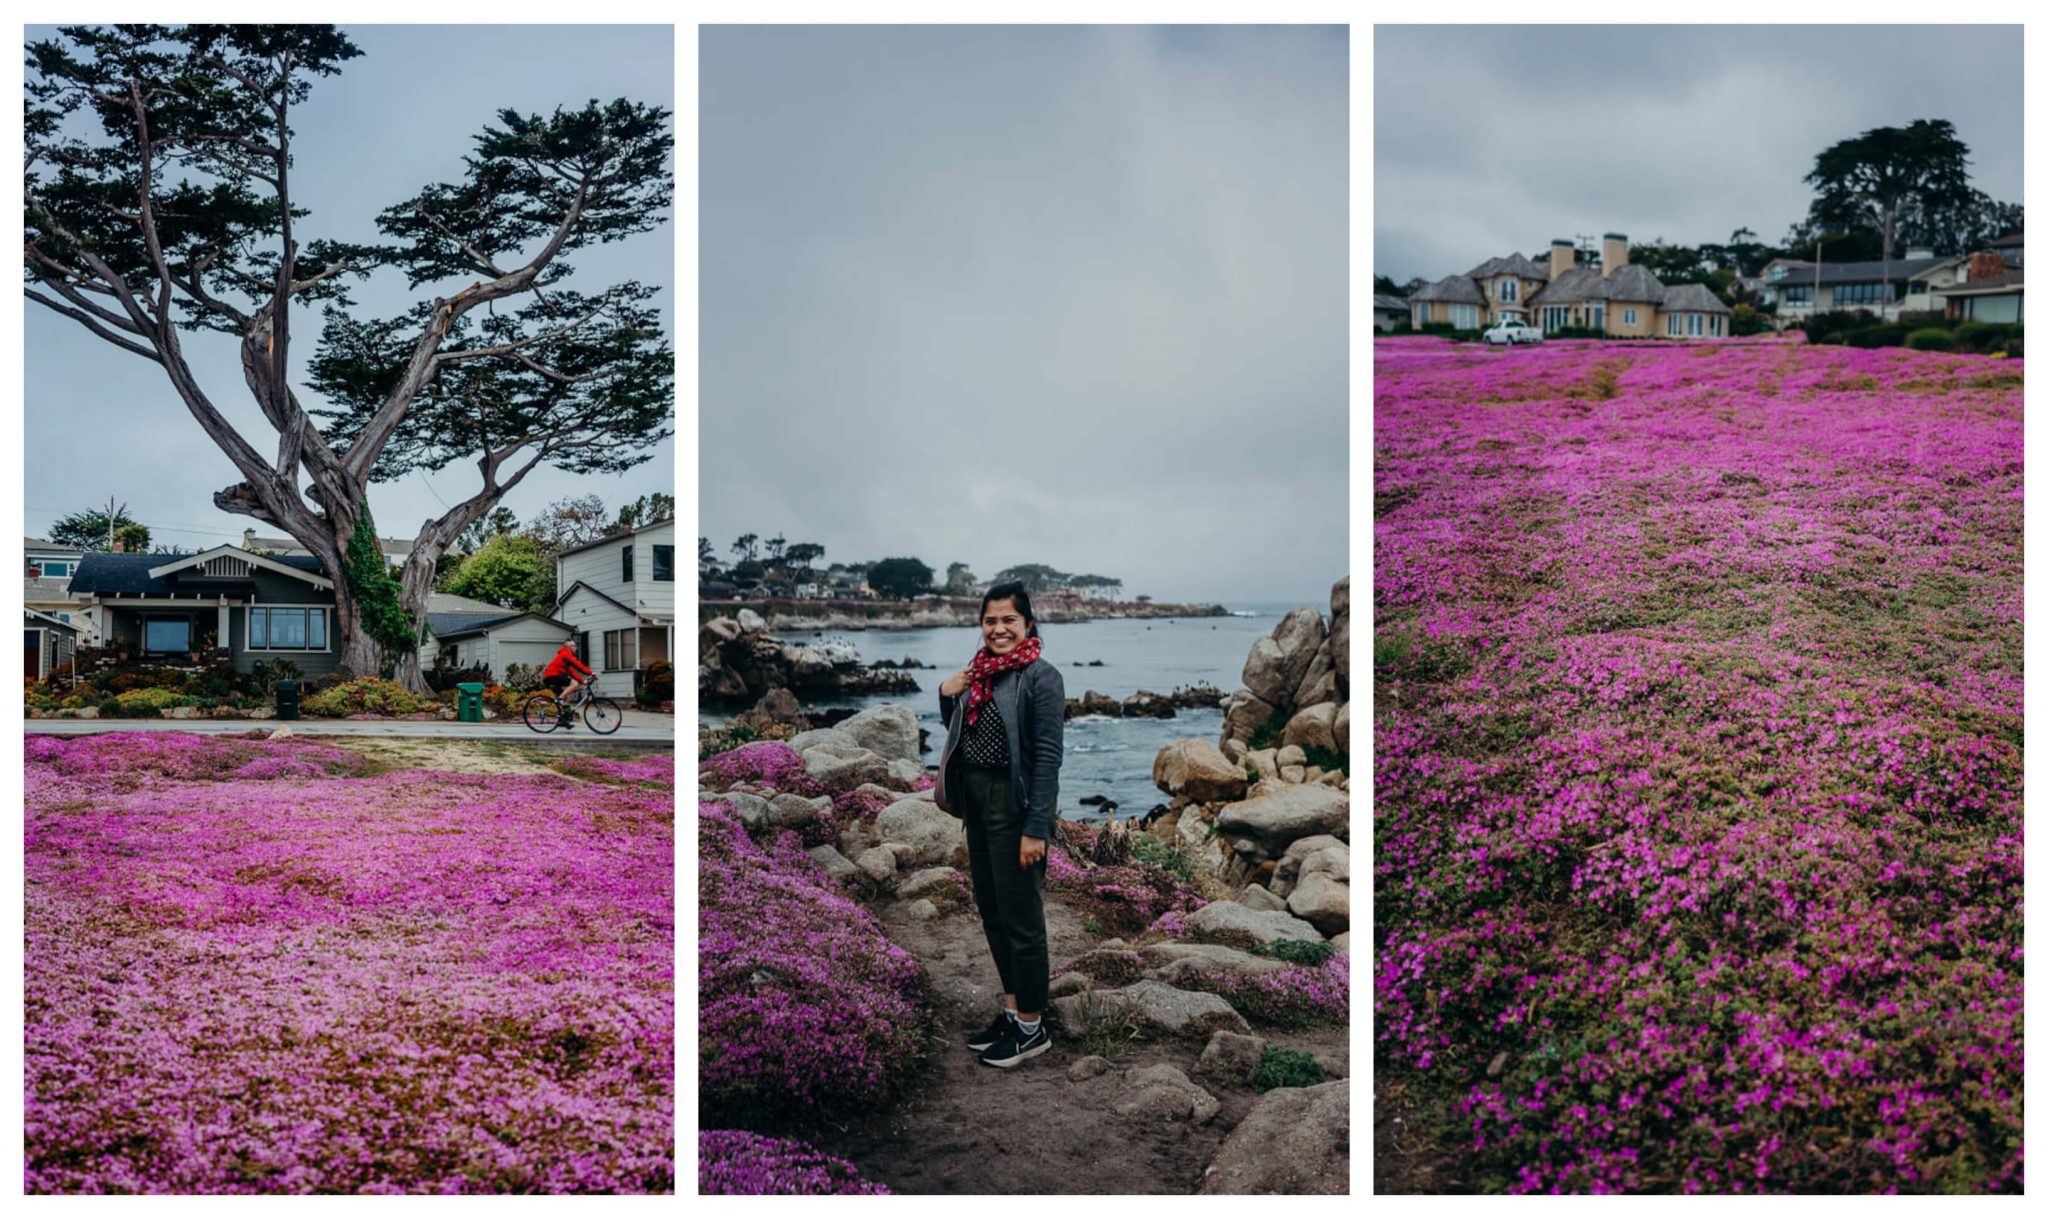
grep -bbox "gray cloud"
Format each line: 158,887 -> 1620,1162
1376,25 -> 2022,283
701,26 -> 1348,606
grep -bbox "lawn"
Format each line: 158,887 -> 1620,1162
1373,336 -> 2022,1193
24,733 -> 675,1194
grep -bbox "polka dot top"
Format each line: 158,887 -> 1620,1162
961,696 -> 1010,767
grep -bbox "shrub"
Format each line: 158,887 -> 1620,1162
1904,327 -> 1954,351
1179,954 -> 1348,1028
300,677 -> 437,718
1844,324 -> 1909,349
97,699 -> 123,719
424,663 -> 491,694
1251,1046 -> 1326,1093
116,687 -> 191,712
1129,834 -> 1196,882
699,800 -> 927,1129
501,662 -> 544,692
637,660 -> 674,709
698,1130 -> 890,1195
479,684 -> 526,719
1253,938 -> 1338,967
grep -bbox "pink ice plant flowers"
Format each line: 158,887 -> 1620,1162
26,733 -> 674,1194
1374,337 -> 2021,1193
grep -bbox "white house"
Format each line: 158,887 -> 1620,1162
423,591 -> 570,681
552,517 -> 676,699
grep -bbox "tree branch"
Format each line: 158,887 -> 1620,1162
24,289 -> 162,361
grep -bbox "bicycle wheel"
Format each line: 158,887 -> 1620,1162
582,697 -> 623,735
522,693 -> 564,733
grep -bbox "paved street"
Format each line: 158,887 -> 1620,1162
26,710 -> 675,746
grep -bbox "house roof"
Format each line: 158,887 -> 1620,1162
25,577 -> 78,604
1410,274 -> 1486,304
1659,282 -> 1732,314
554,579 -> 640,618
70,551 -> 324,598
25,536 -> 82,554
552,516 -> 677,561
1989,231 -> 2023,248
1372,294 -> 1409,310
244,532 -> 410,557
1465,252 -> 1550,281
1774,256 -> 1956,286
1527,265 -> 1612,304
428,591 -> 517,614
1933,270 -> 2024,295
150,544 -> 333,590
1601,264 -> 1667,304
427,610 -> 572,642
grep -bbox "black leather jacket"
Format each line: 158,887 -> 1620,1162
934,658 -> 1065,838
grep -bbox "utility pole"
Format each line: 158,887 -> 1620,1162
104,495 -> 116,552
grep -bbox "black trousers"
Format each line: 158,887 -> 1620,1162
961,763 -> 1049,1013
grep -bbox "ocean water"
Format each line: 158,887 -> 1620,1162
703,596 -> 1333,821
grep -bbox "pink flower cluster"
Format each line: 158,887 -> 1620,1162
698,1130 -> 890,1195
1374,339 -> 2022,1193
1184,954 -> 1350,1028
26,733 -> 674,1193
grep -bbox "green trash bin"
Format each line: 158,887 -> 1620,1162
456,682 -> 485,723
274,679 -> 301,721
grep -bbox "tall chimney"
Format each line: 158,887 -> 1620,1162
1548,239 -> 1574,281
111,539 -> 124,554
243,527 -> 257,550
1602,232 -> 1629,276
1968,252 -> 2008,282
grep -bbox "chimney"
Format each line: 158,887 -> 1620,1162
243,527 -> 256,550
1548,238 -> 1574,280
1967,252 -> 2007,282
111,539 -> 124,554
1602,232 -> 1629,276
1905,246 -> 1933,260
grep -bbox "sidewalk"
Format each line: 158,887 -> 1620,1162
26,709 -> 675,746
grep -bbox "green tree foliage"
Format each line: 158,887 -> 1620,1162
1803,119 -> 1977,263
346,515 -> 415,656
523,495 -> 612,552
780,542 -> 825,571
48,502 -> 147,552
444,533 -> 554,612
992,563 -> 1069,593
113,523 -> 152,553
944,562 -> 977,595
866,557 -> 933,599
613,492 -> 674,531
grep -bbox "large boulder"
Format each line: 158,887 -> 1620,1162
1239,883 -> 1288,913
805,844 -> 860,883
875,799 -> 967,868
768,792 -> 832,829
1215,786 -> 1351,857
804,747 -> 888,791
736,608 -> 768,633
1286,871 -> 1349,937
710,791 -> 769,832
787,726 -> 861,755
1330,576 -> 1349,621
1269,608 -> 1327,696
1140,941 -> 1290,986
1330,612 -> 1349,690
1053,981 -> 1250,1039
1220,688 -> 1277,748
1333,703 -> 1349,755
1291,643 -> 1338,711
1197,1079 -> 1348,1194
1240,638 -> 1294,707
1184,900 -> 1322,949
1175,807 -> 1227,874
1280,702 -> 1339,754
1271,836 -> 1349,900
1152,739 -> 1248,803
836,703 -> 920,765
896,866 -> 961,900
852,845 -> 899,884
1113,1063 -> 1221,1124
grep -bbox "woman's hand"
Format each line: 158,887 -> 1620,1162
1019,836 -> 1046,868
940,668 -> 974,697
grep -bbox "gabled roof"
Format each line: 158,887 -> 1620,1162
1659,282 -> 1732,313
149,544 -> 334,590
1933,270 -> 2024,295
25,608 -> 79,633
70,551 -> 327,598
25,536 -> 82,554
427,610 -> 572,642
1782,256 -> 1957,286
1410,274 -> 1486,304
1599,264 -> 1667,303
428,591 -> 517,615
1465,252 -> 1550,281
552,516 -> 677,561
1372,294 -> 1409,310
1527,265 -> 1611,304
1989,231 -> 2023,248
554,579 -> 639,618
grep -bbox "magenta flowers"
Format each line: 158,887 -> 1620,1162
698,1130 -> 891,1195
25,733 -> 674,1194
1374,337 -> 2022,1193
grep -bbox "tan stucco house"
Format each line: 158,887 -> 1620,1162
1410,233 -> 1731,338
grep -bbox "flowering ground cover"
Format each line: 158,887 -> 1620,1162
1373,337 -> 2022,1193
698,1130 -> 891,1195
25,733 -> 674,1193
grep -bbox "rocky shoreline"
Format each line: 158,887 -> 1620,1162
697,577 -> 1351,1195
702,597 -> 1230,633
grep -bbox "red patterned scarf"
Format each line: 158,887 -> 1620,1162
965,635 -> 1042,727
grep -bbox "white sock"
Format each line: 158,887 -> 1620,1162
1016,1015 -> 1041,1034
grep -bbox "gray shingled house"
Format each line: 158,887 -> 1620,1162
66,546 -> 345,676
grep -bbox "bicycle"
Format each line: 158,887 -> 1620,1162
521,683 -> 624,735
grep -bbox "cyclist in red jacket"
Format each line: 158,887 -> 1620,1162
542,642 -> 596,727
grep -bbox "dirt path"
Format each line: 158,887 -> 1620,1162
806,889 -> 1349,1194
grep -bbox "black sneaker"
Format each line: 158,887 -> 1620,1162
966,1010 -> 1014,1053
978,1019 -> 1050,1069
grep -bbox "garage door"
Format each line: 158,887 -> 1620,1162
495,639 -> 566,681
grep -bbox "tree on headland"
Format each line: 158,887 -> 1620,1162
47,500 -> 149,552
25,25 -> 672,688
781,542 -> 824,572
993,564 -> 1070,593
944,562 -> 976,595
698,536 -> 715,565
1802,120 -> 1978,269
613,493 -> 673,532
866,557 -> 933,599
731,534 -> 759,564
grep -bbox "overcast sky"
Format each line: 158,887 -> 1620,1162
701,26 -> 1347,608
1375,25 -> 2023,284
24,24 -> 674,552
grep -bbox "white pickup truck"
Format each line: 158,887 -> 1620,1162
1481,320 -> 1544,346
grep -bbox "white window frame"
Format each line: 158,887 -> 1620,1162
1500,279 -> 1517,303
602,626 -> 638,672
247,603 -> 333,653
1689,313 -> 1703,336
1450,303 -> 1478,330
1414,304 -> 1429,326
1592,304 -> 1605,330
34,560 -> 74,578
1624,307 -> 1637,326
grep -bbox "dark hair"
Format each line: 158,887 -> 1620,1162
979,581 -> 1039,638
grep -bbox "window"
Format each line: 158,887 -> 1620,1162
1592,304 -> 1605,330
621,544 -> 634,582
145,618 -> 190,653
34,560 -> 73,578
1624,307 -> 1637,326
1414,305 -> 1429,326
1667,313 -> 1681,336
1908,280 -> 1927,295
603,627 -> 637,671
1833,282 -> 1902,306
1781,285 -> 1812,305
1689,314 -> 1703,336
1499,279 -> 1518,303
249,607 -> 328,651
1450,303 -> 1478,329
652,544 -> 674,582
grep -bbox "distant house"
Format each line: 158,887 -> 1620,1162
1413,234 -> 1733,339
67,546 -> 344,676
1760,249 -> 1966,323
1373,293 -> 1409,331
25,609 -> 79,681
242,527 -> 410,568
25,536 -> 84,628
1988,230 -> 2023,266
1932,252 -> 2023,323
552,518 -> 676,699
